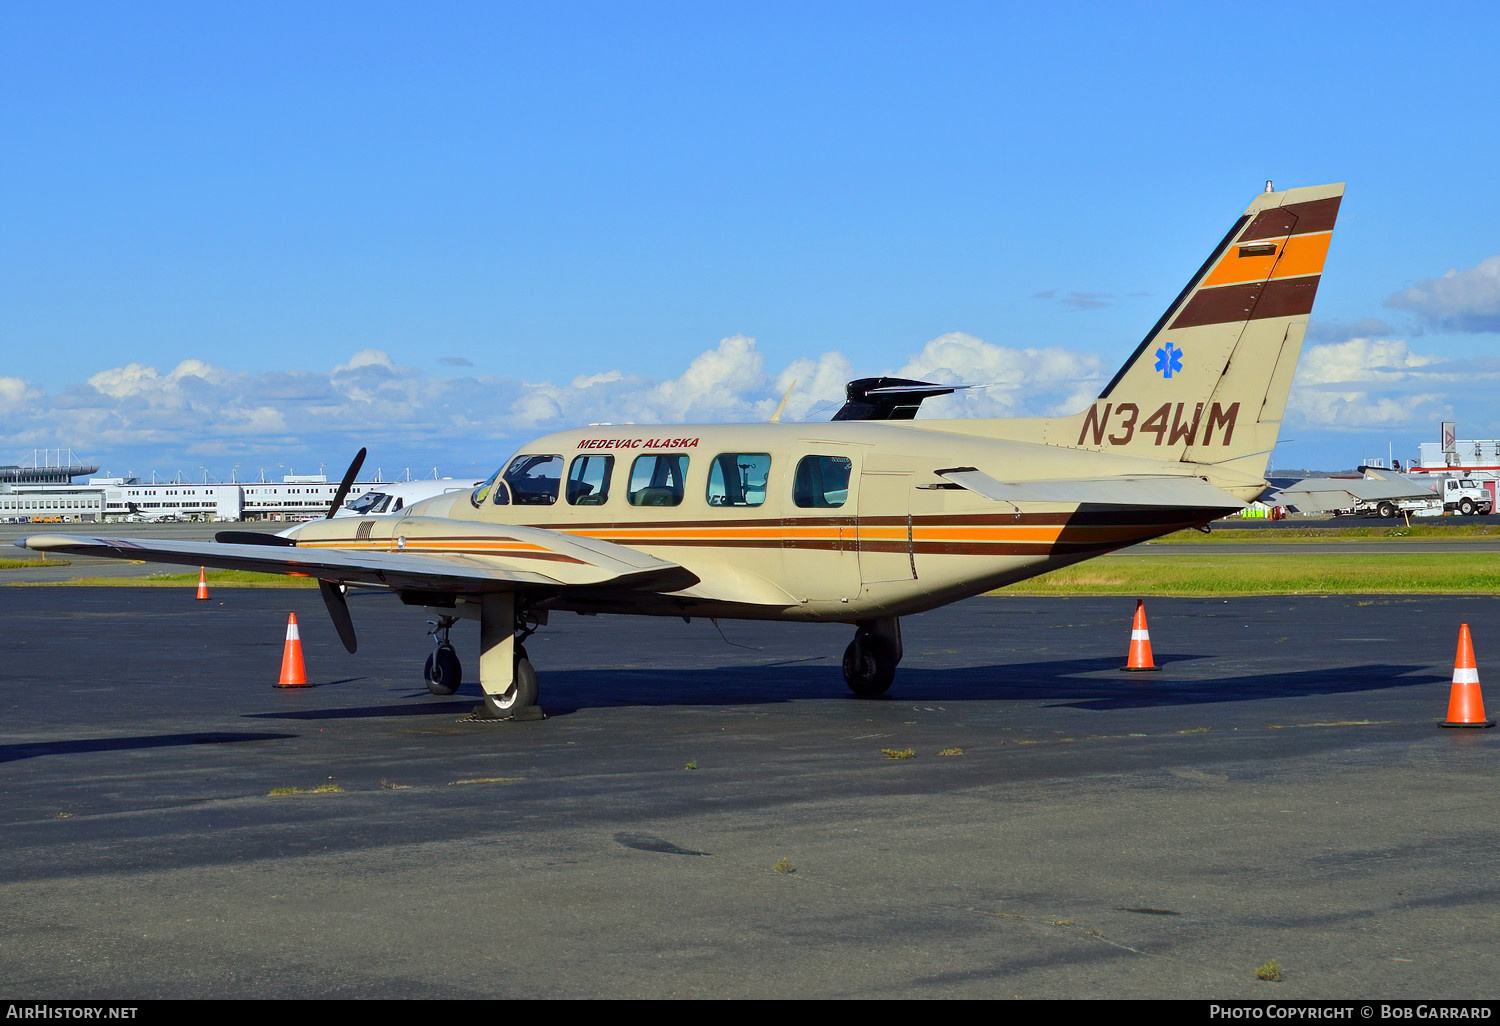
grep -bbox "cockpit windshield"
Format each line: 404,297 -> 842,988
346,490 -> 392,514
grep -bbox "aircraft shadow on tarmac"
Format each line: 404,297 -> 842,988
237,656 -> 1447,721
0,732 -> 298,764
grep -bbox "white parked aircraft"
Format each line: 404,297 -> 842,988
122,503 -> 185,523
21,183 -> 1344,719
336,479 -> 483,518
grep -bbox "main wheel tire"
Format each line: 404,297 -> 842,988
424,645 -> 462,695
1461,498 -> 1476,516
487,657 -> 539,715
1377,501 -> 1396,519
843,631 -> 897,697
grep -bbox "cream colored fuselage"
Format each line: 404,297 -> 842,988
290,419 -> 1252,623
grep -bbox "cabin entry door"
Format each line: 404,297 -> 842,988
857,471 -> 916,585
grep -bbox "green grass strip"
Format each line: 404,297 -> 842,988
1153,521 -> 1500,543
1004,551 -> 1500,596
23,570 -> 318,588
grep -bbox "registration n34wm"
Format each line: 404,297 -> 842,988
21,183 -> 1344,719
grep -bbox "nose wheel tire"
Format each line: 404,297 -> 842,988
424,645 -> 463,695
843,630 -> 898,697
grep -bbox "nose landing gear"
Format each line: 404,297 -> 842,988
424,616 -> 463,695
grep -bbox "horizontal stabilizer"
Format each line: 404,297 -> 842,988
936,469 -> 1247,510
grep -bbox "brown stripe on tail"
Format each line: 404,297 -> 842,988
1170,274 -> 1323,329
1170,195 -> 1341,330
1240,196 -> 1342,241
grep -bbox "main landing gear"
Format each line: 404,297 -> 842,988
842,616 -> 903,698
422,595 -> 546,721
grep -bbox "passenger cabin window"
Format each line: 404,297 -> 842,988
504,455 -> 563,505
707,453 -> 770,507
793,455 -> 852,508
567,455 -> 614,506
628,454 -> 688,506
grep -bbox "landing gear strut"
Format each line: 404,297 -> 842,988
470,593 -> 546,721
843,616 -> 902,697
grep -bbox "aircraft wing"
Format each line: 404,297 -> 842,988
935,469 -> 1247,510
1274,477 -> 1433,505
17,525 -> 698,596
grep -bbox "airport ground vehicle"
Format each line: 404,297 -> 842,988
1330,493 -> 1442,519
1440,477 -> 1493,516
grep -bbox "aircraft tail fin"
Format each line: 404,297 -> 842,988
1031,183 -> 1344,478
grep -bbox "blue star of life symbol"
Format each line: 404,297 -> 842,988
1155,341 -> 1183,379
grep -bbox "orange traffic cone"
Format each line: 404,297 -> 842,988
195,567 -> 209,601
274,612 -> 311,688
1121,600 -> 1160,671
1442,624 -> 1493,728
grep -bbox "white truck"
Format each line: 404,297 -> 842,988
1439,476 -> 1494,516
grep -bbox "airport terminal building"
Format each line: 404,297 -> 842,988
1,475 -> 348,523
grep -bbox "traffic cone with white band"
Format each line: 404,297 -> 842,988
1121,600 -> 1160,672
195,567 -> 209,601
274,612 -> 311,688
1442,624 -> 1493,728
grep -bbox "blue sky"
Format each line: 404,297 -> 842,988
3,1 -> 1499,479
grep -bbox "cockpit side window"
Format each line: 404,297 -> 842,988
793,455 -> 852,508
628,454 -> 688,506
504,455 -> 563,505
707,453 -> 770,507
567,455 -> 614,506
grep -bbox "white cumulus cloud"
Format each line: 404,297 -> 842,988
896,331 -> 1103,418
1293,338 -> 1446,387
1387,255 -> 1500,333
1288,338 -> 1473,430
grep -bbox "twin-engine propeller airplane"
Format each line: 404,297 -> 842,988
21,183 -> 1343,719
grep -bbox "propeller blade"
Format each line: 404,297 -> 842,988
318,579 -> 358,653
326,448 -> 368,519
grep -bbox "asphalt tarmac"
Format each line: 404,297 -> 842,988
1,586 -> 1497,999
